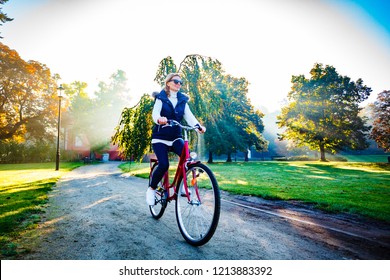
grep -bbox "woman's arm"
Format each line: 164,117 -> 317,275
184,104 -> 206,133
152,99 -> 162,124
183,104 -> 199,127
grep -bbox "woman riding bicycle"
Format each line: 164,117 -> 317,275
146,73 -> 206,205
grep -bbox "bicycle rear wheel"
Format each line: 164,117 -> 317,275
175,162 -> 220,246
149,163 -> 167,219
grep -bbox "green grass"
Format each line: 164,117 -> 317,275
343,154 -> 389,163
0,162 -> 83,257
119,161 -> 390,222
119,162 -> 151,179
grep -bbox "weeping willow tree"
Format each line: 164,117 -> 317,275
114,54 -> 267,163
156,54 -> 267,162
113,57 -> 179,162
112,94 -> 154,162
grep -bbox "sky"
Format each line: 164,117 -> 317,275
2,0 -> 390,113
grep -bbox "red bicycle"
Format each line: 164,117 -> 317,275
149,120 -> 221,246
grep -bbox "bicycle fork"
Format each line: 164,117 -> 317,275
181,168 -> 201,206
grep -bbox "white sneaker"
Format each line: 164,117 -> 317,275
146,187 -> 156,205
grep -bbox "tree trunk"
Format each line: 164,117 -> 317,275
207,151 -> 213,163
244,150 -> 249,162
226,152 -> 232,162
319,142 -> 327,161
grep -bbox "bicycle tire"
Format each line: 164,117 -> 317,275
175,162 -> 220,246
149,163 -> 167,219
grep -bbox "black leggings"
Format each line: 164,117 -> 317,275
150,139 -> 184,189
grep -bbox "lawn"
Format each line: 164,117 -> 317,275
0,162 -> 83,256
343,154 -> 389,163
119,160 -> 390,222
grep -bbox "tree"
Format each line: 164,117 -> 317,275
277,63 -> 372,161
370,90 -> 390,152
61,81 -> 93,151
91,70 -> 131,152
215,74 -> 267,162
174,54 -> 267,162
0,43 -> 59,142
115,54 -> 267,163
0,0 -> 13,39
177,55 -> 226,162
112,94 -> 154,161
64,70 -> 131,157
154,56 -> 177,85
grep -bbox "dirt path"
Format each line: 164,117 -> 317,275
17,162 -> 390,260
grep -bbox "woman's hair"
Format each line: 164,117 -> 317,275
164,73 -> 181,97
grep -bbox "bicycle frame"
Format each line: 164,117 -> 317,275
150,122 -> 200,203
148,120 -> 220,246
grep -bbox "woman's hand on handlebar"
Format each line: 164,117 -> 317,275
157,117 -> 168,125
162,119 -> 206,133
196,124 -> 206,134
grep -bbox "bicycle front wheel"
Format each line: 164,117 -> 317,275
175,162 -> 220,246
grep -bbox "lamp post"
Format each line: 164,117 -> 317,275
55,84 -> 64,171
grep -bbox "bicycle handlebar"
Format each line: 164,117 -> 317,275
165,120 -> 202,132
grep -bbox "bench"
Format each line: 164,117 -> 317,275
83,157 -> 92,164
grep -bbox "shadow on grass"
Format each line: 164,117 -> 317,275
305,162 -> 390,173
0,180 -> 56,256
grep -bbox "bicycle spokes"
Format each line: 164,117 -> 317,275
148,119 -> 220,246
149,165 -> 167,220
175,163 -> 220,246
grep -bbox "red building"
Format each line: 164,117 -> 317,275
62,114 -> 123,161
64,129 -> 91,159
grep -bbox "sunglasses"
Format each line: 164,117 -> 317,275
170,79 -> 183,85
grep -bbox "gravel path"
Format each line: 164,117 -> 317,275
17,162 -> 390,260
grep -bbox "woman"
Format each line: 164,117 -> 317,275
146,73 -> 206,205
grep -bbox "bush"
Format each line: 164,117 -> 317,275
0,140 -> 56,163
326,154 -> 348,162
